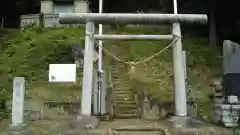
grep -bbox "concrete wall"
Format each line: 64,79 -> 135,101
40,1 -> 54,14
41,0 -> 89,14
74,0 -> 89,13
22,0 -> 89,28
43,14 -> 60,27
20,14 -> 40,28
54,4 -> 74,13
20,14 -> 79,28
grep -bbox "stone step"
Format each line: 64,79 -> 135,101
114,85 -> 131,88
116,100 -> 136,104
118,108 -> 138,115
113,83 -> 131,87
113,80 -> 130,84
112,78 -> 129,82
213,98 -> 223,104
116,100 -> 137,104
116,92 -> 134,95
117,103 -> 138,109
113,81 -> 129,85
116,97 -> 135,101
112,69 -> 126,73
114,86 -> 132,90
111,68 -> 125,71
118,111 -> 138,116
111,66 -> 125,70
111,63 -> 126,66
111,75 -> 128,78
115,94 -> 135,97
112,71 -> 126,74
111,68 -> 124,72
115,93 -> 135,97
115,90 -> 133,94
113,80 -> 131,85
213,92 -> 223,97
117,100 -> 137,104
116,99 -> 135,102
111,62 -> 126,65
115,89 -> 132,95
112,80 -> 131,84
111,70 -> 126,73
116,97 -> 135,102
112,78 -> 129,81
117,113 -> 138,119
113,79 -> 130,82
112,76 -> 129,79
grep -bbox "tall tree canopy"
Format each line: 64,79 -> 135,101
0,0 -> 240,44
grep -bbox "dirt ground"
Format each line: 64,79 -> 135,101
0,115 -> 233,135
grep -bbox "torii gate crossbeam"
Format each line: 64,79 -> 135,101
59,13 -> 207,24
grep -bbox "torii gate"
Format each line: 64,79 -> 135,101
58,1 -> 208,118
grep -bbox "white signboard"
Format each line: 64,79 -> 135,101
49,64 -> 76,82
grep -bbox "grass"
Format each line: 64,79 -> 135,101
0,25 -> 222,119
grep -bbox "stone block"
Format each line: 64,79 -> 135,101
6,101 -> 43,121
70,115 -> 100,129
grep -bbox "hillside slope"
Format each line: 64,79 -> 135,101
104,27 -> 221,118
0,26 -> 221,118
0,27 -> 85,101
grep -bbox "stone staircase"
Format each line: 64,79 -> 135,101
109,44 -> 139,119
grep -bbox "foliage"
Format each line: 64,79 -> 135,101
0,25 -> 85,100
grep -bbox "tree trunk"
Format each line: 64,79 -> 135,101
209,0 -> 217,46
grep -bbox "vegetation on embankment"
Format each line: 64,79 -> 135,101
0,25 -> 221,119
0,26 -> 85,101
104,27 -> 221,119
